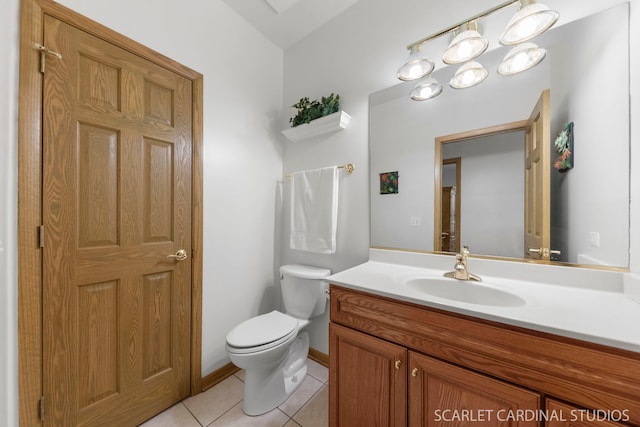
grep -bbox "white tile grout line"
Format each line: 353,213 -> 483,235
179,402 -> 205,427
288,382 -> 328,424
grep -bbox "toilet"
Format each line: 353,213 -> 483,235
225,264 -> 331,416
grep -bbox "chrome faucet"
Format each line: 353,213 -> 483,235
444,246 -> 482,282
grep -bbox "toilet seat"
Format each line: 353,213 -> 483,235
226,311 -> 298,354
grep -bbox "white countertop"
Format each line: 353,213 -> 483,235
327,251 -> 640,353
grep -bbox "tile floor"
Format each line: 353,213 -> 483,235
139,359 -> 329,427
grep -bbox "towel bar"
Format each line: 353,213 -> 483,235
286,163 -> 355,181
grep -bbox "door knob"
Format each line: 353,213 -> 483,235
167,249 -> 188,261
528,248 -> 541,254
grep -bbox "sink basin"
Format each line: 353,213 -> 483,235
405,278 -> 526,307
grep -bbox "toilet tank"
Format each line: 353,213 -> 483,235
279,264 -> 331,319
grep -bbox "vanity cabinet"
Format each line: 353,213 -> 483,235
329,285 -> 640,427
330,322 -> 539,427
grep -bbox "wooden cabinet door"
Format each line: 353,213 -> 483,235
408,352 -> 541,427
329,323 -> 407,426
546,400 -> 629,427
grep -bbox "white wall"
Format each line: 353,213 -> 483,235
283,0 -> 640,354
549,5 -> 629,266
0,0 -> 20,426
632,0 -> 640,271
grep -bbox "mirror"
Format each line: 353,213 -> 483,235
369,4 -> 630,268
436,125 -> 527,259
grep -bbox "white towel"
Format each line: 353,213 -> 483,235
289,166 -> 339,254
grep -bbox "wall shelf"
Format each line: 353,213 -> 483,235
282,110 -> 351,142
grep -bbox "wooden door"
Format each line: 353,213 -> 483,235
329,323 -> 407,426
42,15 -> 192,426
524,89 -> 551,260
441,187 -> 453,251
408,352 -> 540,427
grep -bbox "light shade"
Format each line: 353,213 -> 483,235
499,2 -> 559,45
410,78 -> 443,101
442,30 -> 489,64
449,61 -> 488,89
396,47 -> 435,81
498,42 -> 546,75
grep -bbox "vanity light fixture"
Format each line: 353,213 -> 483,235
497,42 -> 546,75
400,0 -> 558,100
499,0 -> 560,45
449,61 -> 488,89
410,77 -> 443,101
442,22 -> 489,65
396,46 -> 435,81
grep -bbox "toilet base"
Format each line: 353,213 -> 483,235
242,332 -> 310,416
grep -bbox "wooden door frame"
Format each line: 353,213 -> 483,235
18,0 -> 204,424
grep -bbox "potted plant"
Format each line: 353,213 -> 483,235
289,93 -> 340,127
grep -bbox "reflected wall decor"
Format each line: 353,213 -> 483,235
380,171 -> 399,194
554,122 -> 574,173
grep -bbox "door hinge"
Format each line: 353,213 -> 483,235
39,225 -> 45,248
39,396 -> 45,421
35,43 -> 62,74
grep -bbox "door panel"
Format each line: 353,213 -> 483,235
525,89 -> 551,260
43,14 -> 192,426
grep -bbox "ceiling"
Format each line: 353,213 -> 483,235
221,0 -> 361,49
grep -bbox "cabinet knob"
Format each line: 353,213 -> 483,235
411,368 -> 419,377
395,360 -> 402,370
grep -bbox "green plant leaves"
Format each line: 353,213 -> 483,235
289,93 -> 340,127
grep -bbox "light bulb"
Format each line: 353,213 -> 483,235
515,18 -> 537,40
457,40 -> 473,59
449,61 -> 488,89
410,78 -> 443,101
498,42 -> 546,75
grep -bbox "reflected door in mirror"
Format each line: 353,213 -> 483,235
525,90 -> 552,260
441,158 -> 460,253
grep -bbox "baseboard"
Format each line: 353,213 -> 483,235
201,362 -> 240,392
308,347 -> 329,368
200,347 -> 329,393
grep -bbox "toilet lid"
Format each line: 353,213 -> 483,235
226,311 -> 298,348
280,264 -> 331,279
